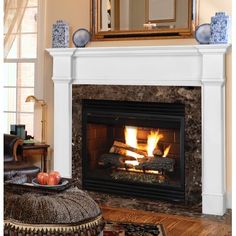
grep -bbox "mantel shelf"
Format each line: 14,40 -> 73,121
47,44 -> 230,56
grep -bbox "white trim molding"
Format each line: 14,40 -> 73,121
226,192 -> 232,209
47,44 -> 230,216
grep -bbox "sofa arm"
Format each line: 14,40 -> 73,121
4,134 -> 24,162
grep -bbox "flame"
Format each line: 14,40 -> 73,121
126,151 -> 144,159
147,130 -> 163,157
163,145 -> 171,157
125,126 -> 169,159
125,126 -> 137,148
125,126 -> 140,158
125,160 -> 139,166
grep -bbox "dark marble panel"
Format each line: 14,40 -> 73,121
72,85 -> 201,213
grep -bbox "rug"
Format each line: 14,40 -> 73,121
103,221 -> 165,236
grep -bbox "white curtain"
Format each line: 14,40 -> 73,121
4,0 -> 28,58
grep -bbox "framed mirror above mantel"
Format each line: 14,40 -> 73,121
91,0 -> 198,40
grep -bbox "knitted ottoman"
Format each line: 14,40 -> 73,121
4,188 -> 105,236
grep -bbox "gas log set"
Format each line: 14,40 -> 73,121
98,127 -> 175,184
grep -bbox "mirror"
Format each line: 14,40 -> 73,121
91,0 -> 196,40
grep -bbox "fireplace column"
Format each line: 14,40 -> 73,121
200,48 -> 226,215
49,49 -> 75,177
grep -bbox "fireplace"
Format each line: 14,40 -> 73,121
82,99 -> 185,201
48,45 -> 229,215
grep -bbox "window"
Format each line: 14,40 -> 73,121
4,0 -> 39,136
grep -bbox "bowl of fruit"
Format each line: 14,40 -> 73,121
32,171 -> 69,189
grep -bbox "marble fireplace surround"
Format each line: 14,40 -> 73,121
47,44 -> 230,216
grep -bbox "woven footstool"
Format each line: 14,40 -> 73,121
4,188 -> 105,235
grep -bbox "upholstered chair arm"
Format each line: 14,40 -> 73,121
4,134 -> 24,162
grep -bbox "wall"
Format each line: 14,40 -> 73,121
43,0 -> 232,207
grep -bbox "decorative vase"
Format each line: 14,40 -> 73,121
52,20 -> 69,48
209,12 -> 230,44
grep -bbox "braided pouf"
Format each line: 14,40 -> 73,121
4,188 -> 105,236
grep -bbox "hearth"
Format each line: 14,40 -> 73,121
82,99 -> 185,201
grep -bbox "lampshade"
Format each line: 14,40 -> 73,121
25,95 -> 46,105
25,95 -> 39,103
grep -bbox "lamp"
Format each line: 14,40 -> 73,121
25,95 -> 47,143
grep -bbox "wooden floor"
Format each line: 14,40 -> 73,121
101,206 -> 231,236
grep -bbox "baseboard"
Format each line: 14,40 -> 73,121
226,192 -> 232,209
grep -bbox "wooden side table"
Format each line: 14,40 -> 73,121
21,143 -> 50,172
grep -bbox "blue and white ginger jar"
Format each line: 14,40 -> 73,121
210,12 -> 230,44
52,20 -> 69,48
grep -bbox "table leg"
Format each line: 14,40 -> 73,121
41,155 -> 43,171
43,153 -> 47,172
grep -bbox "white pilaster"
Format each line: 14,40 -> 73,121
199,48 -> 226,215
47,49 -> 76,177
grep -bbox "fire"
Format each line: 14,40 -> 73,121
147,130 -> 163,157
163,145 -> 171,157
125,126 -> 137,148
124,126 -> 170,159
125,126 -> 140,158
125,160 -> 139,166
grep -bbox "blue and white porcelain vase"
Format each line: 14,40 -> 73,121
210,12 -> 230,44
52,20 -> 69,48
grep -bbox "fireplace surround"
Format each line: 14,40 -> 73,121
47,44 -> 230,215
72,86 -> 202,205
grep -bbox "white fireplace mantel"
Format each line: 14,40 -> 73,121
47,44 -> 230,216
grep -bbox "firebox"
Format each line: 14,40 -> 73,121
82,100 -> 185,201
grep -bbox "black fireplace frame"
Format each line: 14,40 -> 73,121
82,99 -> 185,202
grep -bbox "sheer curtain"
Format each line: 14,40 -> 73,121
4,0 -> 28,58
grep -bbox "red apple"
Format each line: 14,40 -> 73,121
37,172 -> 49,185
47,171 -> 61,185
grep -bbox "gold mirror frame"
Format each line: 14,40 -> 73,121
90,0 -> 198,41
